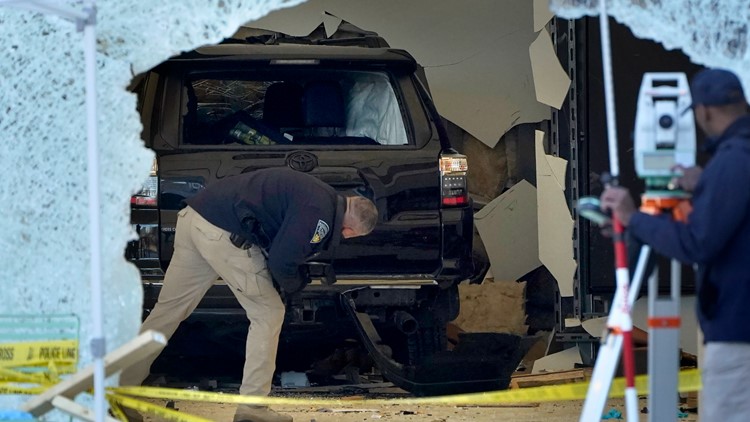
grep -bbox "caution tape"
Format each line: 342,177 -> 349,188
107,393 -> 212,422
0,364 -> 700,422
0,383 -> 47,395
0,340 -> 78,368
109,368 -> 701,407
0,340 -> 78,395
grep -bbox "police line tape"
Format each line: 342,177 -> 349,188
0,340 -> 78,368
0,340 -> 78,395
108,393 -> 213,422
0,339 -> 701,419
109,368 -> 701,408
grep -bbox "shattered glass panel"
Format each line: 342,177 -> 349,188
550,0 -> 750,92
0,0 -> 302,416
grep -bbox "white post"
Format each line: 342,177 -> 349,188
0,1 -> 105,420
81,2 -> 106,421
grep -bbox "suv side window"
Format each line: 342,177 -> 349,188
181,70 -> 409,147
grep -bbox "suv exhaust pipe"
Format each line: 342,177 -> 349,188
392,310 -> 419,335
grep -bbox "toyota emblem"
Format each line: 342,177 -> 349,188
286,151 -> 318,172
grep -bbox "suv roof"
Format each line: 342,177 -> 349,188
165,44 -> 418,70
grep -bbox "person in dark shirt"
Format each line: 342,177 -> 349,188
600,68 -> 750,421
121,168 -> 378,422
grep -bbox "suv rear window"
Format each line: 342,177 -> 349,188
182,69 -> 409,147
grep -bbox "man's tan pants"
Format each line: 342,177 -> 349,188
120,206 -> 286,396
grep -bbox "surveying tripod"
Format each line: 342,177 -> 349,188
576,2 -> 696,419
578,193 -> 691,422
578,66 -> 696,420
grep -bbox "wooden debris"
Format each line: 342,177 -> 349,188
510,368 -> 591,389
684,391 -> 698,409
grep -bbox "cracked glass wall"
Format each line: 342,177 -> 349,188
551,0 -> 750,89
0,0 -> 301,416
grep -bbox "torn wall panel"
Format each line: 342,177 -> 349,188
532,345 -> 583,374
248,0 -> 552,147
581,295 -> 700,356
474,179 -> 542,283
535,130 -> 576,297
530,29 -> 572,109
533,0 -> 556,32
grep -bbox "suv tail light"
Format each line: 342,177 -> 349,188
440,152 -> 469,207
131,159 -> 158,207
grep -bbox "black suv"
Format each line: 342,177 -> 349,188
127,28 -> 504,395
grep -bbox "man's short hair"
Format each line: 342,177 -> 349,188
349,196 -> 378,235
691,68 -> 747,106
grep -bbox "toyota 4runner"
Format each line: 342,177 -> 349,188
127,27 -> 507,395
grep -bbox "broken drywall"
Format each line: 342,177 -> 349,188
530,28 -> 572,109
550,1 -> 750,93
532,345 -> 583,374
535,130 -> 576,297
534,0 -> 556,32
474,180 -> 543,283
582,295 -> 700,356
248,0 -> 552,147
0,0 -> 302,416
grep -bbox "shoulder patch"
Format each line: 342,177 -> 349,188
310,219 -> 330,244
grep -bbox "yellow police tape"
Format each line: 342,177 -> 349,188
0,340 -> 78,395
109,368 -> 701,409
0,340 -> 78,368
108,393 -> 213,422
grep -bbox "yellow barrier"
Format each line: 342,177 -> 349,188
109,369 -> 701,406
0,340 -> 78,368
0,339 -> 700,421
108,393 -> 212,422
0,340 -> 78,395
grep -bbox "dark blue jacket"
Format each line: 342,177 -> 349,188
628,115 -> 750,343
186,168 -> 344,294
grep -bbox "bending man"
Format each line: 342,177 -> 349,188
121,168 -> 378,422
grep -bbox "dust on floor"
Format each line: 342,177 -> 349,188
137,397 -> 697,422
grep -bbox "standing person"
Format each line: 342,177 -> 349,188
121,168 -> 378,422
600,68 -> 750,421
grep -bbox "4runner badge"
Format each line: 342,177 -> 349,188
310,220 -> 330,244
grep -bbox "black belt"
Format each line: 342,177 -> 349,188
229,233 -> 253,250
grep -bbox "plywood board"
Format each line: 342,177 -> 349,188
535,131 -> 576,297
474,179 -> 542,283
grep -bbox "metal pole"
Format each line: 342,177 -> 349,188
0,1 -> 106,420
81,2 -> 106,421
598,0 -> 619,177
599,1 -> 638,420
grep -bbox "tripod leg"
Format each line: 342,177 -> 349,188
580,245 -> 652,422
647,259 -> 681,422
